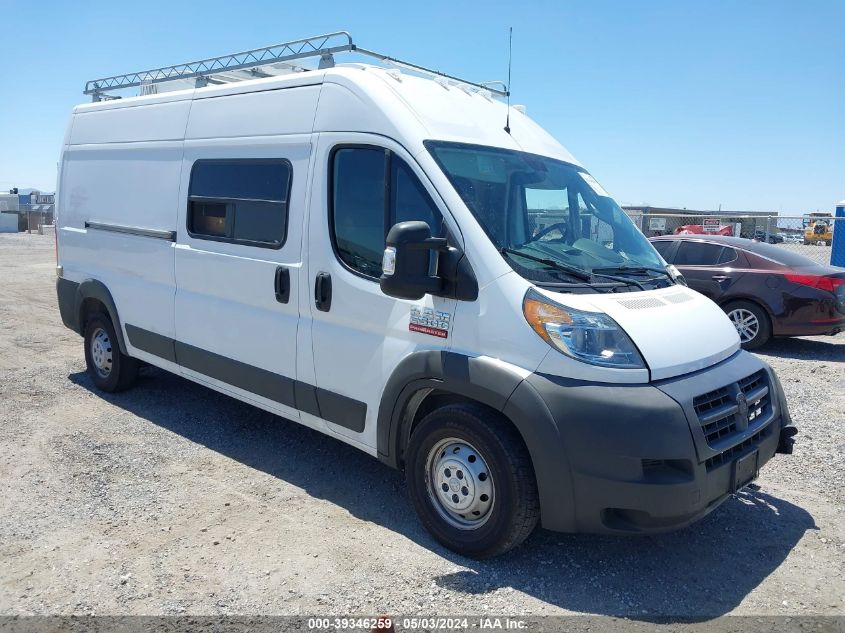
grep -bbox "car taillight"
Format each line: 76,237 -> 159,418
785,274 -> 845,293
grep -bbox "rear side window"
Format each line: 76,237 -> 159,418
188,159 -> 291,248
674,241 -> 727,266
331,147 -> 442,279
650,240 -> 675,260
718,246 -> 738,264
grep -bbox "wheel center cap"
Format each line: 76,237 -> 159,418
449,478 -> 460,492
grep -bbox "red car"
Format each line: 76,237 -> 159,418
650,235 -> 845,349
673,224 -> 734,236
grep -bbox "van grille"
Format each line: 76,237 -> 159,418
692,369 -> 773,470
693,387 -> 735,444
704,425 -> 774,470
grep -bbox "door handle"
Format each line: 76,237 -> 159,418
712,275 -> 730,282
315,272 -> 332,312
274,266 -> 290,303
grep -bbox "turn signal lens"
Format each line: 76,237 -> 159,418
523,293 -> 573,341
382,247 -> 396,276
522,289 -> 645,369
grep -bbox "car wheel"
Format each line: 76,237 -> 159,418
405,403 -> 539,559
723,300 -> 772,350
83,312 -> 139,392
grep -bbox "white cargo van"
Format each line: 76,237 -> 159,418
56,33 -> 796,557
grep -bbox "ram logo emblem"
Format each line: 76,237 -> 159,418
735,392 -> 749,431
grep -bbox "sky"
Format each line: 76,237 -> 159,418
0,0 -> 842,214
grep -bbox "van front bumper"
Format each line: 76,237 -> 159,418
504,350 -> 794,534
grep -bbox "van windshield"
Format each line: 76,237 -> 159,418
425,141 -> 666,284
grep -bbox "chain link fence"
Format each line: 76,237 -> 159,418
624,211 -> 842,267
8,204 -> 55,234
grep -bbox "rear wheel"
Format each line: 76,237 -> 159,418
723,300 -> 771,350
83,313 -> 139,392
405,403 -> 539,558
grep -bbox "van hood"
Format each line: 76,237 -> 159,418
536,285 -> 741,381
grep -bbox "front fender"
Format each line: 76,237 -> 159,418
375,350 -> 575,531
376,351 -> 526,467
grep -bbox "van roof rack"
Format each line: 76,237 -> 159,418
84,31 -> 509,102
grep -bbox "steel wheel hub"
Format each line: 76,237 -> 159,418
90,327 -> 113,378
728,308 -> 760,343
426,438 -> 495,530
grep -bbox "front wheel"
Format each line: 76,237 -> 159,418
405,403 -> 539,558
724,300 -> 771,350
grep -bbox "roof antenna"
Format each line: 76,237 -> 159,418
504,26 -> 513,134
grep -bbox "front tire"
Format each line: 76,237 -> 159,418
83,313 -> 139,392
724,300 -> 771,350
405,403 -> 539,558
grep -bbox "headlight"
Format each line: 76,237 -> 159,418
522,289 -> 645,369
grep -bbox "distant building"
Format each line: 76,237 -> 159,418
13,191 -> 55,231
622,206 -> 776,238
0,193 -> 19,213
0,193 -> 20,232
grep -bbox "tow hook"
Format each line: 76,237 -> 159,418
777,426 -> 798,455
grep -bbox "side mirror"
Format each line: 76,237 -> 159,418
380,221 -> 447,300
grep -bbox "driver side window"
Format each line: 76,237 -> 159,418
331,147 -> 443,279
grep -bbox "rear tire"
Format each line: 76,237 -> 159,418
405,403 -> 539,558
723,300 -> 771,350
83,313 -> 138,392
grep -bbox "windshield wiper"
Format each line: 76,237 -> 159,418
589,270 -> 647,290
500,247 -> 592,282
593,265 -> 672,279
501,248 -> 650,289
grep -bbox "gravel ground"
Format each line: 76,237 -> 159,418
0,232 -> 843,619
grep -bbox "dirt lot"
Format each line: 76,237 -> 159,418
0,232 -> 843,618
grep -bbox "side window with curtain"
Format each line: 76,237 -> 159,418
331,147 -> 443,279
188,159 -> 291,249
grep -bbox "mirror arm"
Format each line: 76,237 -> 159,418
423,237 -> 449,252
405,237 -> 449,253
